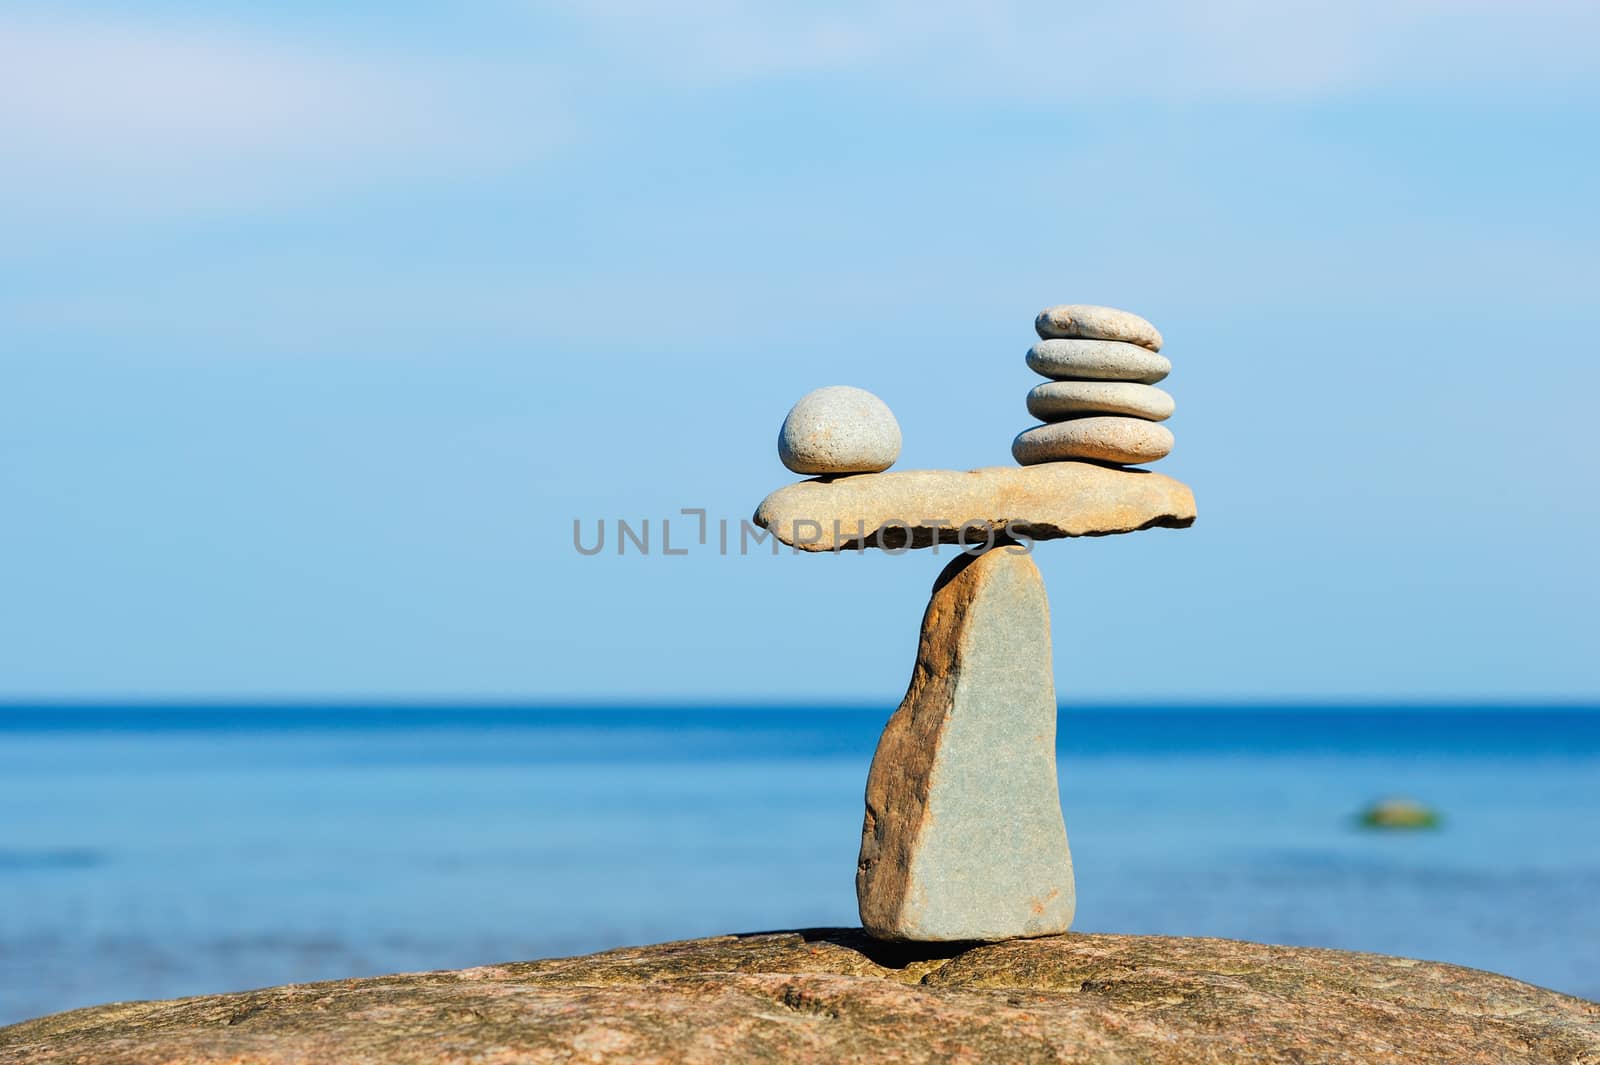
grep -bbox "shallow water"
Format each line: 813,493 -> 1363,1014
1,706 -> 1597,1024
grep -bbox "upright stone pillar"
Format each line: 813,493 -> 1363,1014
857,546 -> 1075,941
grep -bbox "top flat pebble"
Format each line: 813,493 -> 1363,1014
1035,305 -> 1163,351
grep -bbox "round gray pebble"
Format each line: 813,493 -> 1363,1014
1012,417 -> 1174,467
1026,339 -> 1171,384
1026,381 -> 1174,422
1035,304 -> 1163,351
778,386 -> 902,475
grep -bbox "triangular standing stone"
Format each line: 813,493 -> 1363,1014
857,546 -> 1075,941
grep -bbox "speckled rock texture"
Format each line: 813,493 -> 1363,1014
1035,304 -> 1164,351
1027,381 -> 1175,422
779,385 -> 902,475
1026,339 -> 1172,383
1013,417 -> 1175,467
859,548 -> 1074,942
753,462 -> 1195,551
4,929 -> 1595,1064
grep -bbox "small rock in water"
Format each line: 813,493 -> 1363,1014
1013,417 -> 1174,466
858,547 -> 1075,941
1027,381 -> 1174,422
1026,339 -> 1172,384
778,386 -> 902,475
1035,305 -> 1163,351
1358,797 -> 1441,830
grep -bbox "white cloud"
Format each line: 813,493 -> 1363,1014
550,0 -> 1600,101
0,13 -> 560,214
3,1 -> 1595,219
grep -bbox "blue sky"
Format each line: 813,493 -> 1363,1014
2,2 -> 1597,702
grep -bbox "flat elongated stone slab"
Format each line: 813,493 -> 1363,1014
858,547 -> 1074,941
753,462 -> 1195,551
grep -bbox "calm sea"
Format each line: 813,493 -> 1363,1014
1,705 -> 1597,1025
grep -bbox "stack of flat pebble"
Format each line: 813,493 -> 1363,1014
1012,305 -> 1175,467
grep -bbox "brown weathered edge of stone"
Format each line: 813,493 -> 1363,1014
3,930 -> 1596,1065
856,551 -> 976,934
753,461 -> 1196,552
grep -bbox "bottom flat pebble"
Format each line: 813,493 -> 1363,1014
1012,417 -> 1174,466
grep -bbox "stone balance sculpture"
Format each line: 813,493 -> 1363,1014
754,304 -> 1196,943
17,308 -> 1599,1065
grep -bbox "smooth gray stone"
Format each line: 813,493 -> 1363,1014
1013,417 -> 1174,466
1026,339 -> 1171,384
857,547 -> 1075,942
1027,381 -> 1175,422
1035,304 -> 1163,351
778,385 -> 902,475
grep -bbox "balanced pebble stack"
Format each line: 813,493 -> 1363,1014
1012,305 -> 1175,467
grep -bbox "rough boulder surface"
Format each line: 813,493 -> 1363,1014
4,930 -> 1597,1065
